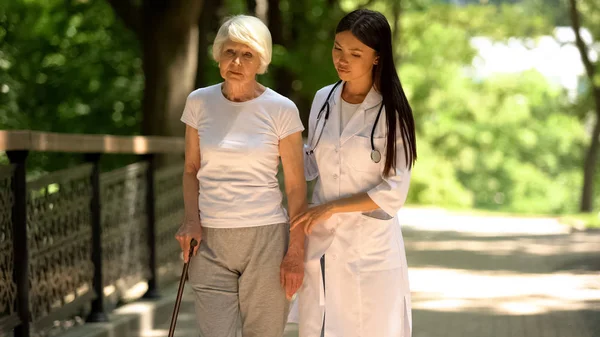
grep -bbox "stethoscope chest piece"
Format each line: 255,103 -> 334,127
309,81 -> 386,165
370,149 -> 381,163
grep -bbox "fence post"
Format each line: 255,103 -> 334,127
8,150 -> 30,337
85,153 -> 109,322
143,154 -> 160,299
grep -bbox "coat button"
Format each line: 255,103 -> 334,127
333,174 -> 338,179
330,229 -> 335,234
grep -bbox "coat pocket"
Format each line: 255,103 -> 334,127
345,136 -> 386,173
358,214 -> 403,271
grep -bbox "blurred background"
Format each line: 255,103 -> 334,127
0,0 -> 599,222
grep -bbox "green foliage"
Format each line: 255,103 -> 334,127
1,0 -> 142,133
264,0 -> 345,110
0,0 -> 143,172
397,3 -> 592,214
559,212 -> 600,229
408,140 -> 475,208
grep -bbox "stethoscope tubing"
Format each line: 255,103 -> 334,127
307,81 -> 384,163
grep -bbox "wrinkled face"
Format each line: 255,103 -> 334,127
218,39 -> 261,84
332,31 -> 379,82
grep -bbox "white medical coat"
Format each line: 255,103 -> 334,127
297,82 -> 413,337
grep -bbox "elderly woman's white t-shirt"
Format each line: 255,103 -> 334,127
180,83 -> 304,228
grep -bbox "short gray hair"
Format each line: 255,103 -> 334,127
212,15 -> 272,74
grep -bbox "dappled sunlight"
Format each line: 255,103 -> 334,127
115,301 -> 158,333
103,136 -> 121,153
398,208 -> 571,236
0,130 -> 30,151
140,328 -> 200,337
107,220 -> 600,337
409,267 -> 600,315
133,136 -> 149,153
405,237 -> 600,256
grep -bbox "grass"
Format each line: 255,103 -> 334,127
403,204 -> 555,218
557,213 -> 600,230
404,204 -> 600,231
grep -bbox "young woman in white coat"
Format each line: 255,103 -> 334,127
290,9 -> 417,337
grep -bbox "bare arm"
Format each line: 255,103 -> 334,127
290,192 -> 379,234
328,192 -> 379,214
175,125 -> 202,262
278,131 -> 307,299
183,125 -> 201,224
280,131 -> 308,251
291,133 -> 411,234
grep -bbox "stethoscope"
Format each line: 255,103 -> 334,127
306,81 -> 384,163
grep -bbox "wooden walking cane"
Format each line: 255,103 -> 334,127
168,238 -> 198,337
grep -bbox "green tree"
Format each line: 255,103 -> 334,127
0,0 -> 143,172
0,0 -> 142,134
105,1 -> 204,139
394,3 -> 589,213
568,0 -> 600,212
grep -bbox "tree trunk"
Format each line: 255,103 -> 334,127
246,0 -> 257,14
141,2 -> 203,138
196,0 -> 223,88
581,93 -> 600,212
568,0 -> 599,212
267,0 -> 294,99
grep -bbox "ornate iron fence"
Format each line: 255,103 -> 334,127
100,163 -> 150,295
26,165 -> 95,332
155,164 -> 185,287
0,165 -> 18,334
0,131 -> 185,337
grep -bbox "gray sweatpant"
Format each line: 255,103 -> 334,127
188,223 -> 290,337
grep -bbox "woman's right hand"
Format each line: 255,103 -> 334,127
175,220 -> 202,263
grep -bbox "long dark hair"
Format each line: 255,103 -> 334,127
336,9 -> 417,174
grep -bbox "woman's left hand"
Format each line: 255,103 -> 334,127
290,203 -> 334,235
280,248 -> 304,300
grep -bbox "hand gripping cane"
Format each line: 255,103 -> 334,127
168,238 -> 198,337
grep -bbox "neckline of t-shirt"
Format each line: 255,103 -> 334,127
218,83 -> 271,105
341,98 -> 362,107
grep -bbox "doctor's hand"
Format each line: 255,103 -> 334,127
290,203 -> 334,235
280,248 -> 304,300
175,220 -> 202,263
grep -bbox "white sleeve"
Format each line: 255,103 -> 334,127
180,94 -> 198,129
367,135 -> 412,217
303,90 -> 327,181
277,103 -> 305,140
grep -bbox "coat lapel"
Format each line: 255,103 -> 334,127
339,85 -> 383,146
324,82 -> 343,141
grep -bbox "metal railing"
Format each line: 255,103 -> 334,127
0,130 -> 186,337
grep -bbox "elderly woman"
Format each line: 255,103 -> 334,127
175,15 -> 306,337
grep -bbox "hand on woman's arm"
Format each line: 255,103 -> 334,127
175,125 -> 202,263
290,193 -> 379,234
291,134 -> 412,235
279,131 -> 308,300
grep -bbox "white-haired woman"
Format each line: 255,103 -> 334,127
175,15 -> 307,337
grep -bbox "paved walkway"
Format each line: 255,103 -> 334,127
146,208 -> 600,337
